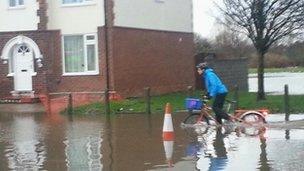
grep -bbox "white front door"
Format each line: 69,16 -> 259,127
14,45 -> 33,91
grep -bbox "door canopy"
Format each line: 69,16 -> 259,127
1,35 -> 43,62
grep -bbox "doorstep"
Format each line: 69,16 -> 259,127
0,95 -> 41,104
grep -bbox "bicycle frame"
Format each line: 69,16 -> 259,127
184,97 -> 269,125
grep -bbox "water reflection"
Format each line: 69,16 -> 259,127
188,123 -> 273,171
2,115 -> 46,170
258,133 -> 272,171
64,118 -> 103,171
196,127 -> 229,171
209,128 -> 229,170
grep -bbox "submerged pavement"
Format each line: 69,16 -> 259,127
0,103 -> 45,114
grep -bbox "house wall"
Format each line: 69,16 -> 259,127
47,0 -> 105,34
111,27 -> 195,97
113,0 -> 193,33
0,0 -> 39,32
49,27 -> 106,93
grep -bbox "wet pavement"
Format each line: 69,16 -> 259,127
0,112 -> 304,171
0,103 -> 45,114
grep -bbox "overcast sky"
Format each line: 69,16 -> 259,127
193,0 -> 222,38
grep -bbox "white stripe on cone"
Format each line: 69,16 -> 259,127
163,113 -> 174,132
163,140 -> 174,167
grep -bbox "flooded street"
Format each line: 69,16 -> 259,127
1,112 -> 304,171
249,72 -> 304,94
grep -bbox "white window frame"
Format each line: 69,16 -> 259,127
8,0 -> 25,9
62,33 -> 99,76
61,0 -> 95,7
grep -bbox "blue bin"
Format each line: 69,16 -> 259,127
185,98 -> 203,110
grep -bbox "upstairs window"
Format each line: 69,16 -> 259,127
9,0 -> 24,7
62,0 -> 93,5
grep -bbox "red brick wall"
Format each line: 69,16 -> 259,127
37,0 -> 48,30
111,27 -> 196,97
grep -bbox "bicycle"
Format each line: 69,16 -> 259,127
183,97 -> 269,126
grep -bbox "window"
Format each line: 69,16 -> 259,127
62,0 -> 93,5
63,34 -> 98,75
9,0 -> 24,7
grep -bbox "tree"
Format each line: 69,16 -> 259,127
286,41 -> 304,66
194,33 -> 213,54
217,0 -> 304,100
214,28 -> 253,58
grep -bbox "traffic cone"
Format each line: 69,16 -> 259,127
162,103 -> 174,141
162,103 -> 174,167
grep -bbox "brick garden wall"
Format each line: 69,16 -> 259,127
209,58 -> 248,91
196,57 -> 248,91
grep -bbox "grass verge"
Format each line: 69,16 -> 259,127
72,91 -> 304,115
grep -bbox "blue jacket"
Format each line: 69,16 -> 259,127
202,68 -> 228,97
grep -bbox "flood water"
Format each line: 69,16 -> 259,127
1,112 -> 304,171
249,72 -> 304,94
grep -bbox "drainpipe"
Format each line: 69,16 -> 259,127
103,0 -> 110,114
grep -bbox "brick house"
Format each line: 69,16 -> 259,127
0,0 -> 195,100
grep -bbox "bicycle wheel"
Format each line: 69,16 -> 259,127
183,113 -> 209,125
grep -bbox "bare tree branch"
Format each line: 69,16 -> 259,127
216,0 -> 304,100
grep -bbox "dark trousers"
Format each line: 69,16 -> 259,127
212,93 -> 230,124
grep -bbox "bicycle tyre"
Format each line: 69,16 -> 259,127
183,113 -> 209,125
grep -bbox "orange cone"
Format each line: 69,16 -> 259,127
162,103 -> 174,141
162,103 -> 174,167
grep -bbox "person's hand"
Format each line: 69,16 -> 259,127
204,93 -> 212,100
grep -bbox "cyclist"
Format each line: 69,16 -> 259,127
196,62 -> 233,124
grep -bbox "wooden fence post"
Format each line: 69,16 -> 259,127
187,86 -> 193,97
104,88 -> 110,115
67,93 -> 73,115
284,84 -> 290,121
145,87 -> 151,114
233,85 -> 239,112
